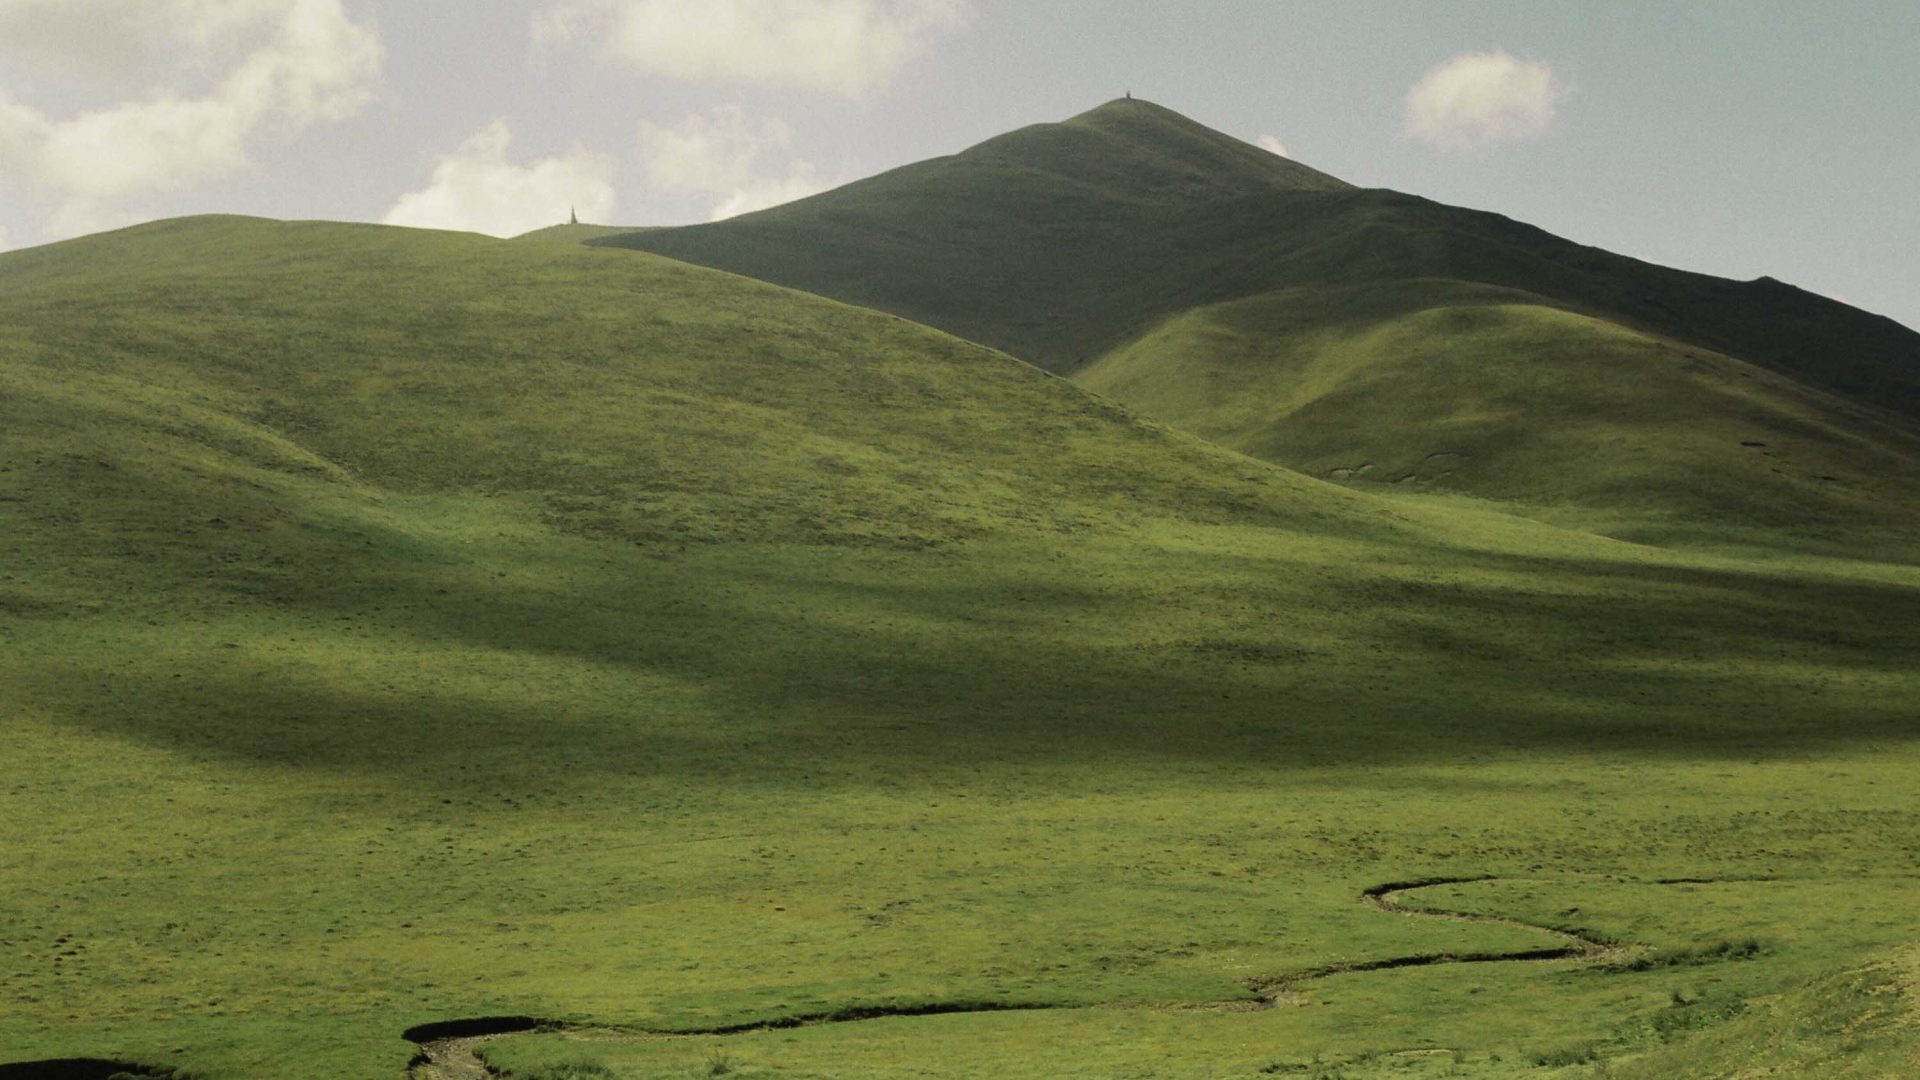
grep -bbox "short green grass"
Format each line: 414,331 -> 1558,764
1079,283 -> 1920,548
1602,944 -> 1920,1077
2,218 -> 1917,1078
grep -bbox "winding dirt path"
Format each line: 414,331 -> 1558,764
1365,877 -> 1609,953
1250,876 -> 1615,1000
401,877 -> 1619,1077
408,1036 -> 495,1080
404,1019 -> 544,1080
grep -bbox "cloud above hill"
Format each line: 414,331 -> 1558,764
534,0 -> 971,96
383,121 -> 616,237
1403,50 -> 1564,149
636,106 -> 825,220
0,0 -> 381,239
1256,134 -> 1289,157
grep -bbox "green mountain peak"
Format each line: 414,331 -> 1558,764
596,100 -> 1920,543
955,96 -> 1352,201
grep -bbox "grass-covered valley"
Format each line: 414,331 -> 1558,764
3,108 -> 1918,1080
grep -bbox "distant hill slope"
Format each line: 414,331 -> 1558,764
1080,281 -> 1920,540
0,214 -> 1394,590
595,99 -> 1920,539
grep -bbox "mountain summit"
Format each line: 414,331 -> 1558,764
957,97 -> 1352,201
602,98 -> 1358,370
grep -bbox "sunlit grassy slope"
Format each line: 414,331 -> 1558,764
598,99 -> 1920,541
1,215 -> 1381,553
1605,944 -> 1920,1078
1079,282 -> 1920,547
2,217 -> 1917,1079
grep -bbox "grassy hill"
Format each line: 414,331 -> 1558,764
3,215 -> 1400,553
1079,280 -> 1920,547
2,217 -> 1917,1079
596,99 -> 1920,542
595,99 -> 1349,372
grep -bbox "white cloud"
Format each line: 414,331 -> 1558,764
1255,134 -> 1288,158
0,0 -> 381,240
535,0 -> 970,96
0,91 -> 45,158
383,121 -> 616,237
710,163 -> 822,221
636,106 -> 825,221
0,0 -> 300,81
637,105 -> 787,192
1403,50 -> 1564,150
42,202 -> 144,242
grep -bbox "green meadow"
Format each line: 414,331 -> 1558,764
1,206 -> 1917,1079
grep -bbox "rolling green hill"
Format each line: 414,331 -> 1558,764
1080,281 -> 1920,546
596,99 -> 1920,542
0,214 -> 1374,559
3,217 -> 1917,1079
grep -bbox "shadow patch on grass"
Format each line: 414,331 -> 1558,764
401,1016 -> 549,1043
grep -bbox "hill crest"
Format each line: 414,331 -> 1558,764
952,97 -> 1353,201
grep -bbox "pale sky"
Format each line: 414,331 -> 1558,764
1,0 -> 1915,330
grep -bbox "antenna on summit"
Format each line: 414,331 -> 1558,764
569,205 -> 579,226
